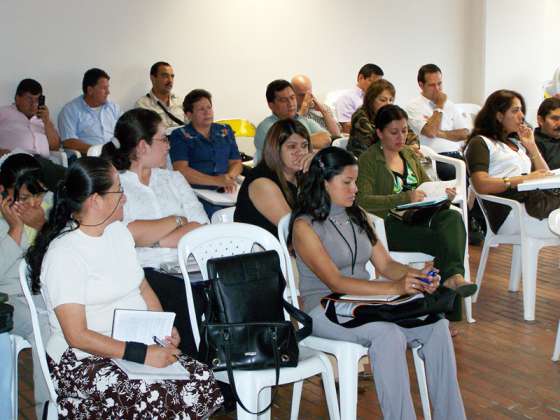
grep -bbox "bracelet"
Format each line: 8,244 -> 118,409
175,215 -> 184,227
123,341 -> 148,364
502,177 -> 511,190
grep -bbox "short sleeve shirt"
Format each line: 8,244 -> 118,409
135,91 -> 185,131
58,96 -> 121,145
0,104 -> 50,156
41,221 -> 146,363
334,87 -> 364,123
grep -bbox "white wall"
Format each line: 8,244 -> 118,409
0,0 -> 474,125
484,0 -> 560,125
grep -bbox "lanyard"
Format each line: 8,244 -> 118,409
329,218 -> 358,275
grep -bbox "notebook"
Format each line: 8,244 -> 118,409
111,309 -> 189,380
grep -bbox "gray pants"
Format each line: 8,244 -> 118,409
310,306 -> 466,420
10,293 -> 50,419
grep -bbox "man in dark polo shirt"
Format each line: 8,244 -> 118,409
535,97 -> 560,170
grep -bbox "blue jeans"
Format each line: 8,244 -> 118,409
0,332 -> 13,418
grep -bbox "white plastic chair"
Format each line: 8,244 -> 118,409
86,144 -> 104,157
177,223 -> 340,420
47,150 -> 68,167
454,103 -> 481,130
331,137 -> 349,150
472,191 -> 560,321
278,214 -> 432,420
548,209 -> 560,361
18,261 -> 58,419
9,334 -> 31,420
210,206 -> 235,224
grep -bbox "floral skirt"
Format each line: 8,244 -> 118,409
48,348 -> 223,419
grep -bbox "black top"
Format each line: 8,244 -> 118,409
234,162 -> 297,238
535,127 -> 560,170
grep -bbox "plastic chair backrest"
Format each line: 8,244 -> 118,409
215,119 -> 256,137
18,261 -> 58,403
549,209 -> 560,236
210,206 -> 235,224
177,223 -> 296,347
455,103 -> 481,129
86,144 -> 104,157
332,137 -> 349,150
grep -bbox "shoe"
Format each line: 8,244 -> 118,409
445,274 -> 478,298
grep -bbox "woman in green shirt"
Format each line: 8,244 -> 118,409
356,105 -> 475,297
348,80 -> 419,158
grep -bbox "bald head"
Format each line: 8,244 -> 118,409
291,74 -> 312,109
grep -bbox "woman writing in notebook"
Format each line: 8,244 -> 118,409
26,157 -> 222,418
356,105 -> 474,298
290,146 -> 466,419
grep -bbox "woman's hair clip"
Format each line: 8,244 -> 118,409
111,137 -> 121,149
318,159 -> 325,170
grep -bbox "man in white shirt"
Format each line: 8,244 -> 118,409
291,74 -> 340,139
406,64 -> 469,180
135,62 -> 185,132
335,63 -> 384,133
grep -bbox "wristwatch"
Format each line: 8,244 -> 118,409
502,177 -> 511,190
175,216 -> 184,227
433,107 -> 444,114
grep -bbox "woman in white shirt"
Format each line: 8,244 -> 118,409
464,90 -> 559,236
102,109 -> 210,357
25,157 -> 222,419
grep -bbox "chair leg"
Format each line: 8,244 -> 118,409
235,377 -> 260,420
521,240 -> 540,321
509,245 -> 522,292
256,387 -> 271,420
336,352 -> 364,420
474,239 -> 491,303
553,320 -> 560,362
290,381 -> 303,420
464,297 -> 475,323
412,346 -> 432,420
318,353 -> 340,420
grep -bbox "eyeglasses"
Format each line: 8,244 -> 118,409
103,185 -> 124,195
153,136 -> 170,145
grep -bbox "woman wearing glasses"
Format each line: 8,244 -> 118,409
26,157 -> 223,418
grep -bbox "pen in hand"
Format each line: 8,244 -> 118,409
153,335 -> 181,359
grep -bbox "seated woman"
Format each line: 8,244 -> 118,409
169,89 -> 243,217
102,108 -> 209,354
356,105 -> 475,297
348,79 -> 419,158
464,89 -> 558,236
25,157 -> 223,418
290,147 -> 466,419
234,118 -> 313,237
0,153 -> 50,415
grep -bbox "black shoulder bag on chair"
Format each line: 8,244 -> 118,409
199,250 -> 312,415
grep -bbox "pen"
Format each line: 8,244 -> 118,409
152,336 -> 181,359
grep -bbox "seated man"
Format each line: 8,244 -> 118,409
291,74 -> 340,138
0,78 -> 60,157
135,61 -> 185,132
535,97 -> 560,170
58,68 -> 121,153
335,63 -> 384,133
406,64 -> 469,180
254,79 -> 330,162
169,89 -> 243,217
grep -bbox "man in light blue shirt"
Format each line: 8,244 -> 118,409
254,79 -> 331,163
58,68 -> 121,154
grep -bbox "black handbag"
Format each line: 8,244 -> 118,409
0,292 -> 14,333
320,287 -> 458,329
199,250 -> 312,414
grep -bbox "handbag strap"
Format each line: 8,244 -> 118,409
149,93 -> 185,126
282,300 -> 312,341
222,325 -> 282,415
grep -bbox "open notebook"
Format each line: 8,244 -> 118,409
111,309 -> 188,380
518,169 -> 560,192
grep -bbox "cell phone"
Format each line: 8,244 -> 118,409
38,95 -> 45,107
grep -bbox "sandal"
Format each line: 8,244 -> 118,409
445,274 -> 478,298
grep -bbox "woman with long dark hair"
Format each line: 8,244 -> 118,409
356,105 -> 474,297
25,157 -> 222,418
290,146 -> 466,419
234,118 -> 313,237
464,89 -> 559,235
348,79 -> 419,158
